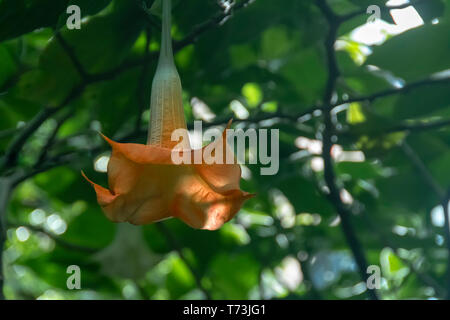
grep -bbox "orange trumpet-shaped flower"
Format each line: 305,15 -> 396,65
83,0 -> 253,230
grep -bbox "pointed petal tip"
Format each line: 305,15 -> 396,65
98,132 -> 115,146
226,118 -> 233,129
81,170 -> 93,185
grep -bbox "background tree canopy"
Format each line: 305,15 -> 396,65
0,0 -> 449,300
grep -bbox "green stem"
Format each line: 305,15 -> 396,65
159,0 -> 174,67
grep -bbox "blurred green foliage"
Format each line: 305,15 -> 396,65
0,0 -> 449,300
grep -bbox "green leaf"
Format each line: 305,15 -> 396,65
61,206 -> 115,250
394,82 -> 450,119
366,23 -> 450,81
230,44 -> 257,70
260,26 -> 292,60
380,248 -> 409,279
0,0 -> 68,41
279,47 -> 327,107
242,82 -> 263,108
165,254 -> 196,299
347,102 -> 366,124
208,253 -> 259,299
0,44 -> 18,87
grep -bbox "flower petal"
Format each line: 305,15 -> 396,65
173,174 -> 254,230
194,120 -> 242,193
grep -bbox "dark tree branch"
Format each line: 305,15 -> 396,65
339,117 -> 450,140
386,118 -> 450,134
316,0 -> 378,300
155,222 -> 212,299
11,151 -> 81,187
1,108 -> 57,171
335,76 -> 450,107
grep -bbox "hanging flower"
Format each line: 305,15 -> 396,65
83,0 -> 253,230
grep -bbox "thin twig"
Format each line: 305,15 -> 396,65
336,76 -> 450,107
386,118 -> 450,134
34,111 -> 72,167
401,142 -> 444,198
55,32 -> 89,80
340,117 -> 450,138
1,108 -> 57,171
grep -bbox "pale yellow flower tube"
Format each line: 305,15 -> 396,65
147,0 -> 190,149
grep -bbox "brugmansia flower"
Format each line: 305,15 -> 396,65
83,0 -> 253,230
